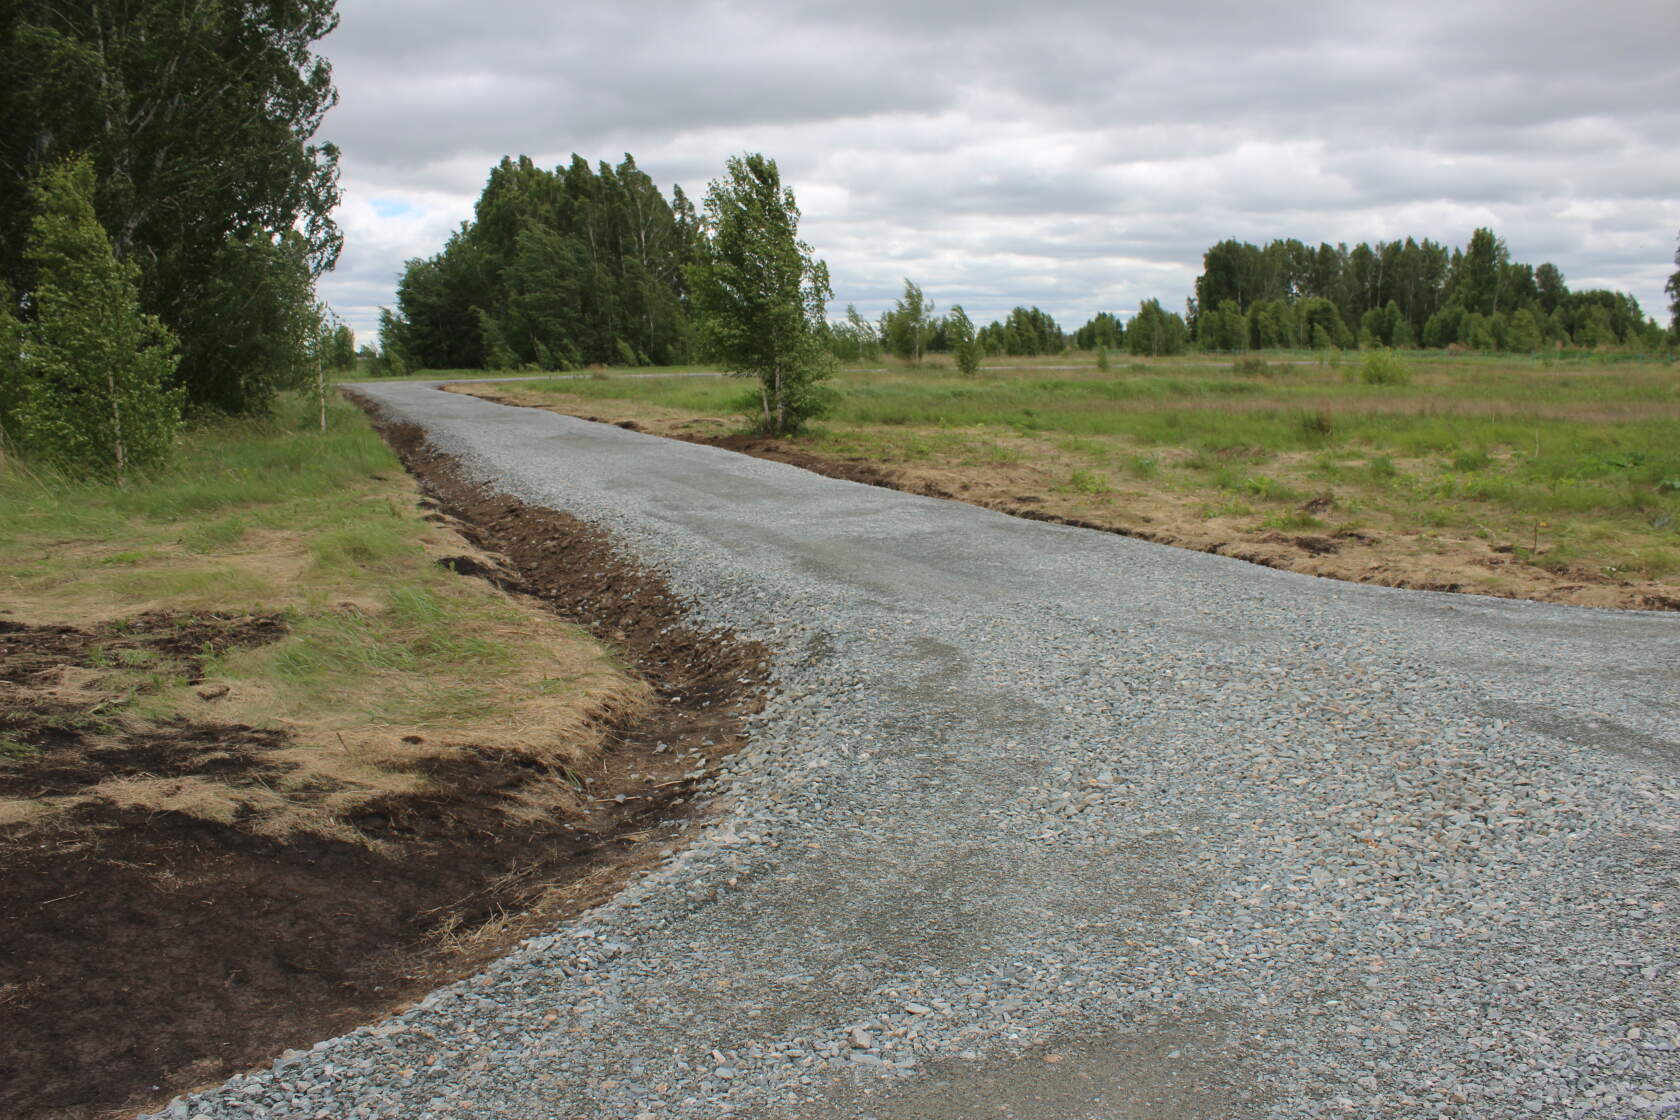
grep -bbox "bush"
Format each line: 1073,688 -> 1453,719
1360,350 -> 1413,386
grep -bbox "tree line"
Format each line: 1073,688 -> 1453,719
0,0 -> 351,479
845,228 -> 1669,368
379,155 -> 702,373
1185,230 -> 1665,355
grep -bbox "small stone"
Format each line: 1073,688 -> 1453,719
850,1028 -> 874,1049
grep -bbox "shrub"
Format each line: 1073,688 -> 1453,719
1360,350 -> 1413,386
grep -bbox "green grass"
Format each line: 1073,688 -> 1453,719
0,390 -> 623,733
1,393 -> 400,547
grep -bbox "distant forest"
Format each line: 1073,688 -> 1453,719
380,154 -> 1671,372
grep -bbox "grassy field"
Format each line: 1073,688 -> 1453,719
452,349 -> 1680,607
0,391 -> 643,836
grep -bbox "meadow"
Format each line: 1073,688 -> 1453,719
456,349 -> 1680,608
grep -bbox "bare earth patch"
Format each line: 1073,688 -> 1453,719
0,411 -> 766,1120
447,381 -> 1678,612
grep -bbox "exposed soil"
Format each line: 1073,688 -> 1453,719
0,411 -> 767,1120
447,383 -> 1679,613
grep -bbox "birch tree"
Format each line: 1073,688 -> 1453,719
687,154 -> 834,436
17,157 -> 182,480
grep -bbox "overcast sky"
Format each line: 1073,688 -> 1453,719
315,0 -> 1680,346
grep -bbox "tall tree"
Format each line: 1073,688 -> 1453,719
688,154 -> 834,436
14,157 -> 182,480
1535,262 -> 1569,314
881,279 -> 932,362
1,0 -> 342,414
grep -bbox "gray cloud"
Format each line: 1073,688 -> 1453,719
317,0 -> 1680,343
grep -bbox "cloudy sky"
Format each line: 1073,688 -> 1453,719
315,0 -> 1679,346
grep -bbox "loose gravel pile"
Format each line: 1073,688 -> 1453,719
153,384 -> 1679,1120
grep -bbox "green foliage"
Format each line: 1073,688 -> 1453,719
688,153 -> 835,436
386,154 -> 697,371
977,306 -> 1065,357
881,279 -> 933,361
1096,346 -> 1110,372
948,305 -> 981,376
1188,230 -> 1654,355
830,304 -> 882,363
1075,312 -> 1124,352
16,157 -> 183,479
1505,308 -> 1542,353
1127,299 -> 1188,356
0,282 -> 22,449
1359,350 -> 1413,386
0,0 -> 342,415
180,230 -> 322,413
323,321 -> 356,371
1199,299 -> 1247,352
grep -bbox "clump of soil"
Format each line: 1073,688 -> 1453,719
0,416 -> 766,1120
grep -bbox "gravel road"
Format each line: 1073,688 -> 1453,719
154,383 -> 1679,1120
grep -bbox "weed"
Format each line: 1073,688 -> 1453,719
1127,454 -> 1160,479
1240,475 -> 1303,502
1064,469 -> 1113,495
1261,510 -> 1326,531
1365,456 -> 1399,480
1200,497 -> 1255,519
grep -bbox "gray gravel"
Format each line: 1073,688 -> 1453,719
152,383 -> 1680,1120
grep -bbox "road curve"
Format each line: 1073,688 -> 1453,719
157,383 -> 1679,1120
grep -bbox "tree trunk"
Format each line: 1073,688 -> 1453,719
105,367 -> 127,484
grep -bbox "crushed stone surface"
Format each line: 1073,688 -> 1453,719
153,383 -> 1680,1120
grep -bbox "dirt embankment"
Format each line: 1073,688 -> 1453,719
0,410 -> 766,1120
447,383 -> 1679,613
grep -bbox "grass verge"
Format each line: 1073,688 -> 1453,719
0,390 -> 646,839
